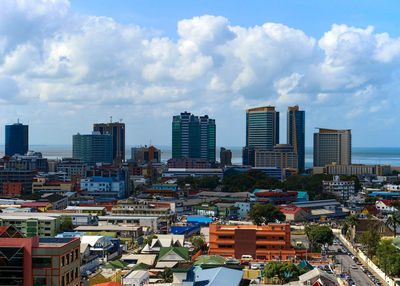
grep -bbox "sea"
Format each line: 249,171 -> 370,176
1,145 -> 400,168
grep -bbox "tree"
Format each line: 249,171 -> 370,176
263,261 -> 283,279
345,215 -> 359,242
360,225 -> 381,258
376,239 -> 397,276
248,204 -> 285,226
306,225 -> 334,250
386,213 -> 400,237
262,262 -> 305,283
191,234 -> 205,252
159,268 -> 173,283
143,235 -> 158,246
364,196 -> 377,206
60,216 -> 73,232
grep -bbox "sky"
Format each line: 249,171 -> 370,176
1,0 -> 400,147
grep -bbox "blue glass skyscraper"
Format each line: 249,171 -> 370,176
287,106 -> 305,172
5,122 -> 29,156
246,106 -> 279,151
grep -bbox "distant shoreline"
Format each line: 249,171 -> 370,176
0,145 -> 399,167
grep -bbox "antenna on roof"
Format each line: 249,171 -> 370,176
110,116 -> 112,123
17,118 -> 19,124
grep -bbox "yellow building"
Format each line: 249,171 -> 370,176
89,269 -> 122,286
32,177 -> 73,193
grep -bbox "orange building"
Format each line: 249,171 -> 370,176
2,182 -> 23,197
209,223 -> 305,261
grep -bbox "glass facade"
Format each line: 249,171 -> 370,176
72,133 -> 113,166
287,106 -> 305,171
5,123 -> 28,156
93,123 -> 125,164
246,107 -> 279,151
172,112 -> 216,162
0,246 -> 24,285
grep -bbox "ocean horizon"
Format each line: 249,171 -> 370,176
0,145 -> 400,168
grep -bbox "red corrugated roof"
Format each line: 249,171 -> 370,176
21,202 -> 50,207
0,227 -> 8,235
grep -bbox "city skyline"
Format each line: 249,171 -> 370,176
2,1 -> 400,147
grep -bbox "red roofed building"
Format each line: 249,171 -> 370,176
20,201 -> 52,212
278,206 -> 309,222
362,205 -> 379,215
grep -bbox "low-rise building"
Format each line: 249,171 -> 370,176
278,206 -> 309,222
2,182 -> 23,197
39,193 -> 68,210
208,223 -> 304,261
325,163 -> 387,176
251,189 -> 298,205
80,176 -> 125,199
32,177 -> 73,194
98,216 -> 159,233
74,225 -> 144,247
122,270 -> 149,286
163,168 -> 223,178
323,176 -> 355,200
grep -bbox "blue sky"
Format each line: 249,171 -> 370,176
69,0 -> 400,39
1,0 -> 400,148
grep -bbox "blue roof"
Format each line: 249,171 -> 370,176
194,267 -> 243,286
187,216 -> 212,223
369,192 -> 400,196
89,176 -> 118,182
297,191 -> 309,198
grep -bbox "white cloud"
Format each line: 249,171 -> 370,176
0,0 -> 400,146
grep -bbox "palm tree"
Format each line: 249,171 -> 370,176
386,213 -> 400,237
345,215 -> 359,242
160,268 -> 173,283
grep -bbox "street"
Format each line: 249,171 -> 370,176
330,243 -> 376,286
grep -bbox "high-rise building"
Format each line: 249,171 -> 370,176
131,146 -> 161,163
246,106 -> 279,151
93,121 -> 125,164
287,106 -> 305,171
172,112 -> 216,162
220,147 -> 232,168
242,146 -> 257,167
313,128 -> 351,167
72,132 -> 113,166
5,122 -> 28,156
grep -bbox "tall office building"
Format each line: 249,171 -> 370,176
313,128 -> 351,167
246,106 -> 279,151
72,132 -> 113,166
5,122 -> 28,156
287,106 -> 305,171
172,112 -> 216,162
93,121 -> 125,164
220,147 -> 232,168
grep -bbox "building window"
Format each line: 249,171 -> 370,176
34,277 -> 46,286
32,257 -> 52,268
256,245 -> 267,249
218,235 -> 233,239
218,244 -> 233,248
61,256 -> 65,266
75,249 -> 78,260
256,236 -> 267,240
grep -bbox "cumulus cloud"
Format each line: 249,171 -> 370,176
0,0 -> 400,146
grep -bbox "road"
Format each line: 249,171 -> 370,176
330,244 -> 376,286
